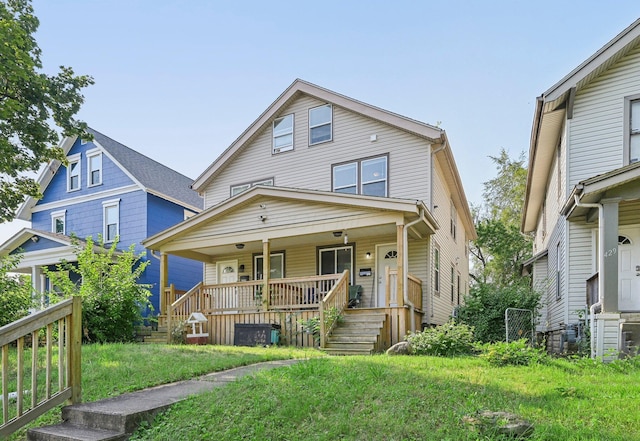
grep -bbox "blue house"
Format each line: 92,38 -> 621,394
0,128 -> 203,316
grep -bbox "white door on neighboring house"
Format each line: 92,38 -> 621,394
376,244 -> 398,307
618,228 -> 640,311
217,260 -> 238,308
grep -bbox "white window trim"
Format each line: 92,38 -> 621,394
86,148 -> 103,187
272,114 -> 294,154
309,104 -> 333,145
102,198 -> 120,243
254,252 -> 285,280
67,153 -> 81,192
450,200 -> 457,241
332,155 -> 388,197
230,178 -> 274,197
51,209 -> 66,234
433,245 -> 440,295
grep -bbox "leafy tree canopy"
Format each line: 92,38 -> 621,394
0,0 -> 93,222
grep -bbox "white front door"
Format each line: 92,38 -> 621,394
619,228 -> 640,311
217,260 -> 238,309
376,244 -> 398,307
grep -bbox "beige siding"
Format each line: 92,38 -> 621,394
532,256 -> 549,332
203,95 -> 432,208
569,46 -> 640,186
567,221 -> 595,324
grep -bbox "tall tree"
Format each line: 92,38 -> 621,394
0,0 -> 93,223
470,149 -> 532,286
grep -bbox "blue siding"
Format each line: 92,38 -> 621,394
11,236 -> 64,253
36,139 -> 135,207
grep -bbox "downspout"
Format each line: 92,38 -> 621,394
403,206 -> 424,333
573,193 -> 603,358
429,139 -> 447,320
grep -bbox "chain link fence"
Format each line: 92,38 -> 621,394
505,308 -> 534,344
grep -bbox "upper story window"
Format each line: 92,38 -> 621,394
67,154 -> 81,192
102,199 -> 120,243
230,178 -> 274,197
450,200 -> 457,241
309,104 -> 332,145
273,114 -> 294,154
630,99 -> 640,163
51,210 -> 66,234
332,155 -> 388,197
87,149 -> 103,186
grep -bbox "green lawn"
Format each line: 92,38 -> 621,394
6,344 -> 640,440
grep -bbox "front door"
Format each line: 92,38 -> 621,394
376,244 -> 398,307
217,260 -> 238,309
619,228 -> 640,311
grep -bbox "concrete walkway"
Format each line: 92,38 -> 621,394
27,359 -> 303,441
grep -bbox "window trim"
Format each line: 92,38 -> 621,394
253,251 -> 286,280
555,241 -> 561,301
624,94 -> 640,165
86,148 -> 103,187
332,154 -> 388,197
67,154 -> 81,192
230,178 -> 274,197
272,113 -> 294,154
51,210 -> 66,234
102,198 -> 120,243
450,200 -> 457,241
317,243 -> 355,285
309,104 -> 333,145
433,245 -> 440,295
450,265 -> 455,303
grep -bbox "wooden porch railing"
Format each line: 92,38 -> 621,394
319,270 -> 350,348
0,297 -> 82,438
386,269 -> 423,310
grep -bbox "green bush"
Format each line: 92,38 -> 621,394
0,254 -> 34,327
478,339 -> 548,366
406,320 -> 475,356
456,281 -> 540,343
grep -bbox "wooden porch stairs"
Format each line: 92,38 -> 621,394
322,311 -> 386,355
136,325 -> 168,344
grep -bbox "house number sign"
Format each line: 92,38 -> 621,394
603,248 -> 617,258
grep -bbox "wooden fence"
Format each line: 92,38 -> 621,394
0,297 -> 82,438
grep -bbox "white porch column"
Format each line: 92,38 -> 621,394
31,266 -> 43,308
262,239 -> 270,311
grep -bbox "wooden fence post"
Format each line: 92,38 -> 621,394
69,296 -> 82,404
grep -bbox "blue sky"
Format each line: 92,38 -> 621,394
2,1 -> 639,242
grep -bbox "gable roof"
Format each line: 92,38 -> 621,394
16,128 -> 202,220
522,18 -> 640,232
191,79 -> 445,192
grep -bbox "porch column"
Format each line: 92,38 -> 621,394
396,222 -> 405,307
31,266 -> 43,308
601,198 -> 620,313
262,239 -> 270,311
159,252 -> 168,315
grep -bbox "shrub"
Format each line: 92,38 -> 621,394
406,320 -> 475,356
479,339 -> 548,366
0,254 -> 34,327
298,307 -> 342,344
456,281 -> 540,343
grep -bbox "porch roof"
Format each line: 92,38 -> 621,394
562,162 -> 640,221
142,186 -> 438,261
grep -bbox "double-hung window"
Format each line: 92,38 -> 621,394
309,104 -> 332,145
450,266 -> 455,303
332,155 -> 388,197
51,210 -> 66,234
630,99 -> 640,163
273,114 -> 293,153
67,154 -> 81,192
102,199 -> 120,243
230,178 -> 274,197
87,149 -> 103,186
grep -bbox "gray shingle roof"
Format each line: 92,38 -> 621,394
88,128 -> 203,211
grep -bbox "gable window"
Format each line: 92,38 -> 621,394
102,199 -> 120,243
318,244 -> 353,284
273,114 -> 294,154
254,252 -> 285,280
230,178 -> 274,197
87,149 -> 103,186
309,104 -> 332,145
51,210 -> 66,234
433,246 -> 440,294
332,155 -> 388,197
450,200 -> 457,241
67,154 -> 81,192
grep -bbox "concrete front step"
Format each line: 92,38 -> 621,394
322,347 -> 374,356
26,423 -> 127,441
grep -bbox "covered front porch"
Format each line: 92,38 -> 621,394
565,163 -> 640,358
143,186 -> 436,352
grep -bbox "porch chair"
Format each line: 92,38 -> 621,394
348,285 -> 363,308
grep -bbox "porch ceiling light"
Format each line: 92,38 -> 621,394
235,243 -> 245,249
332,231 -> 342,238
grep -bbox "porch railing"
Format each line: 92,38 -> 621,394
319,270 -> 350,348
387,269 -> 423,310
0,297 -> 82,438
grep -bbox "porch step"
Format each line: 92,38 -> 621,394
141,329 -> 168,344
322,311 -> 386,355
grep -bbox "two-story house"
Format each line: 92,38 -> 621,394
0,128 -> 203,318
522,19 -> 640,358
143,80 -> 475,353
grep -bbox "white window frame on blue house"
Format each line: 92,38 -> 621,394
87,148 -> 103,187
67,154 -> 81,192
51,209 -> 66,234
102,199 -> 120,243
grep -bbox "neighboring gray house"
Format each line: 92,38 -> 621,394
522,19 -> 640,358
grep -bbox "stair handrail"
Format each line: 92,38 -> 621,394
166,282 -> 203,343
319,270 -> 349,348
